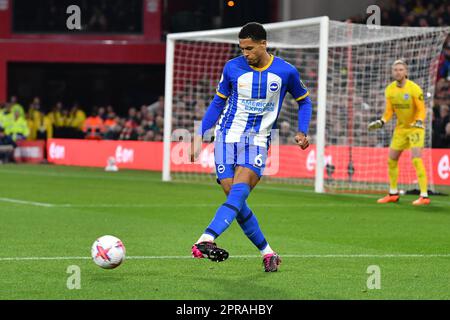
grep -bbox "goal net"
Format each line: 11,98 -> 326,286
163,17 -> 449,193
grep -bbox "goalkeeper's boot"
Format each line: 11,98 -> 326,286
412,196 -> 430,206
263,253 -> 282,272
377,193 -> 400,204
192,241 -> 229,262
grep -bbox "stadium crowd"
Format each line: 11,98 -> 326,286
0,95 -> 167,162
0,95 -> 166,142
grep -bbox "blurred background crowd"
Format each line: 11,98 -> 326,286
0,95 -> 165,144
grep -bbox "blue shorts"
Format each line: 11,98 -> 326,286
214,140 -> 268,183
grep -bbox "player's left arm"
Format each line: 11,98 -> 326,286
288,68 -> 312,150
411,85 -> 426,129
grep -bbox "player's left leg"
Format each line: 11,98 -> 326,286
411,148 -> 430,205
408,128 -> 430,205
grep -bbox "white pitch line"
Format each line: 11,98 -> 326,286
1,254 -> 450,262
0,197 -> 55,207
53,203 -> 381,208
1,198 -> 446,208
0,198 -> 381,208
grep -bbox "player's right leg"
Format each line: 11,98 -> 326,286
192,141 -> 247,262
220,175 -> 275,256
191,164 -> 235,262
232,166 -> 282,272
377,147 -> 403,203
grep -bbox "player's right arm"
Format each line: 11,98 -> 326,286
190,63 -> 231,162
368,87 -> 393,131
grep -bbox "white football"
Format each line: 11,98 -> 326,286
91,235 -> 126,269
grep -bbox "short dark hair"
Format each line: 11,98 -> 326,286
238,22 -> 266,41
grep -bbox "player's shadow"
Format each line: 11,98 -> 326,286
190,261 -> 298,299
413,203 -> 449,214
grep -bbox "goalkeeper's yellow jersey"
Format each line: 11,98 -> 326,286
382,79 -> 426,129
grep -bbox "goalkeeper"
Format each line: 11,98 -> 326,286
368,60 -> 430,206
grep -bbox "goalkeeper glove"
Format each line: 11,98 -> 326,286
411,120 -> 424,129
368,119 -> 384,131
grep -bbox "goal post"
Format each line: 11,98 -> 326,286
162,17 -> 450,194
162,16 -> 330,185
315,16 -> 329,193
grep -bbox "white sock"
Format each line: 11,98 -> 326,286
389,188 -> 398,195
196,233 -> 215,244
420,192 -> 428,198
260,244 -> 274,257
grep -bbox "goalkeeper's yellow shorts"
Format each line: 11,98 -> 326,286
390,128 -> 425,150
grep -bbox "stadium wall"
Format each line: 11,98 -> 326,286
0,0 -> 165,102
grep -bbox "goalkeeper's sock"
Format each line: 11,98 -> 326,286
203,183 -> 251,239
412,157 -> 428,197
237,201 -> 272,255
388,158 -> 399,194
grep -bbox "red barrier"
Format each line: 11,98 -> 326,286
14,140 -> 45,163
47,139 -> 162,171
46,139 -> 450,186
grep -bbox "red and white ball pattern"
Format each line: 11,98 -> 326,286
91,235 -> 126,269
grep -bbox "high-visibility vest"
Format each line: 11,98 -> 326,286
5,117 -> 30,141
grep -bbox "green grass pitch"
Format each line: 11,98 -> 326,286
0,164 -> 449,299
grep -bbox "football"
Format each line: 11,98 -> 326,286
91,235 -> 126,269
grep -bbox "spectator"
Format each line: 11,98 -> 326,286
119,119 -> 138,140
68,103 -> 86,131
0,103 -> 8,128
83,110 -> 105,140
9,96 -> 25,119
103,115 -> 121,140
0,126 -> 16,164
98,106 -> 107,121
439,45 -> 450,81
143,130 -> 155,141
27,104 -> 52,140
148,96 -> 164,115
104,113 -> 118,130
443,122 -> 450,148
47,102 -> 65,128
433,104 -> 450,147
27,99 -> 42,140
5,110 -> 29,141
127,107 -> 139,125
136,126 -> 147,141
106,105 -> 115,118
154,115 -> 164,141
